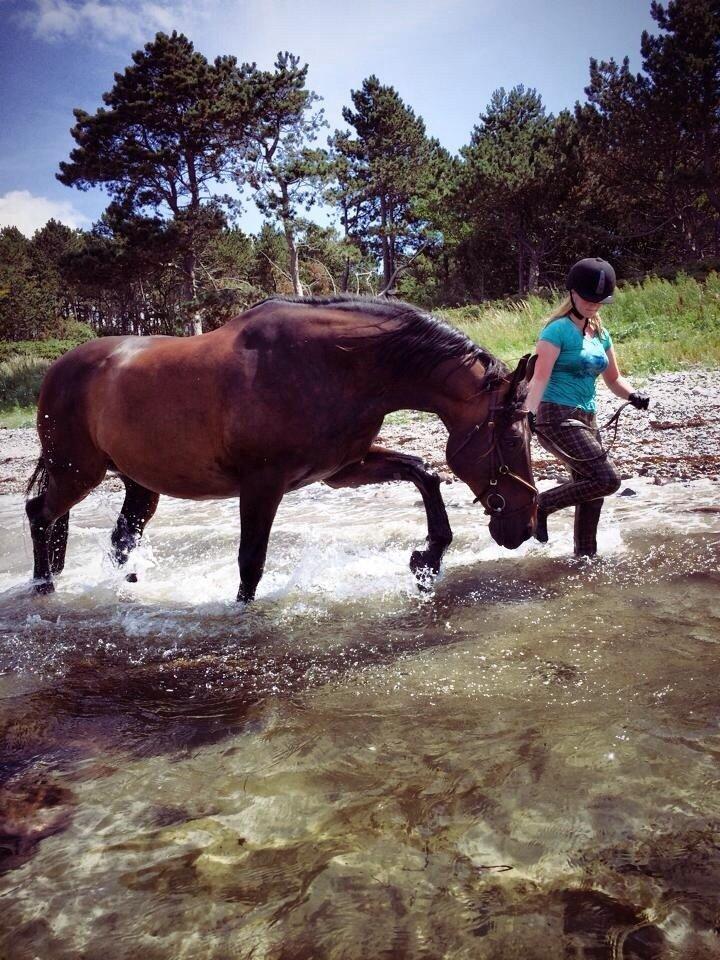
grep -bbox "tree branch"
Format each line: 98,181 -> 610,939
378,240 -> 431,296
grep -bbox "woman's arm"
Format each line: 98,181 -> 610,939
524,340 -> 560,413
601,346 -> 636,399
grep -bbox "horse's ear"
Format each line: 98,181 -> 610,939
508,353 -> 535,397
525,353 -> 538,382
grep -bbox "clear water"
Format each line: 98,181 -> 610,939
1,479 -> 719,959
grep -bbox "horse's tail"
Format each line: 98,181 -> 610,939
26,456 -> 49,499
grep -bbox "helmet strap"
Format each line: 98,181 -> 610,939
569,291 -> 590,335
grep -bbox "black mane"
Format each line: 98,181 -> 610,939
254,294 -> 509,388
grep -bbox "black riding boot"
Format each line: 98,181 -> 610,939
574,499 -> 604,556
534,507 -> 549,544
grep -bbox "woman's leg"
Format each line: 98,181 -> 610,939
535,403 -> 620,552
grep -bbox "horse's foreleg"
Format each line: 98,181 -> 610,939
237,481 -> 285,603
111,477 -> 160,581
325,445 -> 453,585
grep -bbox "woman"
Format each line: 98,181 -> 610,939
524,258 -> 649,556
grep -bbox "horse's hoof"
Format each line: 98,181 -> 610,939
410,550 -> 440,592
125,572 -> 138,583
33,579 -> 55,596
410,549 -> 440,575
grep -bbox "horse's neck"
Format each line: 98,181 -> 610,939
389,357 -> 495,433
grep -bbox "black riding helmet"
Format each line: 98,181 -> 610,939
566,258 -> 616,303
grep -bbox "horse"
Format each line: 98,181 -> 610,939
25,295 -> 538,602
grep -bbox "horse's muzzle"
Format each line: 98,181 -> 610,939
488,517 -> 533,550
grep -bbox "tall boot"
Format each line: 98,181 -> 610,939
574,498 -> 604,557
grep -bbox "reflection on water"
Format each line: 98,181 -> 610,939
1,479 -> 720,958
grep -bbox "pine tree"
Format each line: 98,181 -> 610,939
241,53 -> 328,295
57,31 -> 256,333
578,0 -> 720,269
332,76 -> 444,290
458,86 -> 581,296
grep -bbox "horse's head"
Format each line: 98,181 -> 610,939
446,355 -> 537,550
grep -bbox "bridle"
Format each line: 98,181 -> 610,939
448,391 -> 538,520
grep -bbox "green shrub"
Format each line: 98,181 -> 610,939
0,336 -> 92,363
0,405 -> 37,428
0,331 -> 95,409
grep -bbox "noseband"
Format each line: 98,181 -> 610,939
448,397 -> 537,519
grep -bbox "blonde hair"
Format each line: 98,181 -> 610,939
544,295 -> 605,338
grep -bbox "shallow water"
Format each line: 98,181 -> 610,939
1,478 -> 720,959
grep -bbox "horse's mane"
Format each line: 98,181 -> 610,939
253,294 -> 509,389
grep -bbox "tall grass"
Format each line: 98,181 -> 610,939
441,272 -> 720,375
0,335 -> 91,418
0,357 -> 51,410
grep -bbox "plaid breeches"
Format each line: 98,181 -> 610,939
536,401 -> 621,554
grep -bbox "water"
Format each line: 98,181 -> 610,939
1,479 -> 719,959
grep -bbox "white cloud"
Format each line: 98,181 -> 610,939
0,190 -> 90,236
17,0 -> 215,45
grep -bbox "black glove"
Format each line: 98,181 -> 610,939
628,392 -> 650,410
527,411 -> 537,434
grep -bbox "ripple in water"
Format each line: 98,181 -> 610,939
1,479 -> 719,958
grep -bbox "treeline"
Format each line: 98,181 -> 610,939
1,0 -> 719,342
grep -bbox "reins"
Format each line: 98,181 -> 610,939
534,400 -> 633,466
448,395 -> 634,520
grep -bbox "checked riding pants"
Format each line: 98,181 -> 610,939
536,401 -> 622,556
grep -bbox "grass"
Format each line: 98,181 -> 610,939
0,405 -> 36,428
0,331 -> 93,363
0,356 -> 52,410
0,334 -> 92,414
440,271 -> 720,375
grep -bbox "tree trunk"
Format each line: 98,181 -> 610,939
340,201 -> 351,292
278,182 -> 303,296
183,249 -> 203,335
517,242 -> 525,296
380,196 -> 392,289
527,247 -> 540,294
283,221 -> 303,296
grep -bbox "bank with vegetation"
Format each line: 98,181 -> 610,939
2,272 -> 719,429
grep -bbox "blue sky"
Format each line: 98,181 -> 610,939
0,0 -> 657,237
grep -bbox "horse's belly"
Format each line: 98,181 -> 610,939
109,455 -> 242,500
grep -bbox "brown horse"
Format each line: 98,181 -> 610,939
26,296 -> 537,601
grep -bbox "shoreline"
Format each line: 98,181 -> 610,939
2,370 -> 719,497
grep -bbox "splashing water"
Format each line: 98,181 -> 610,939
1,478 -> 719,959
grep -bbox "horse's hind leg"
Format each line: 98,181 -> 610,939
325,445 -> 453,586
49,512 -> 69,575
27,468 -> 103,594
111,477 -> 160,581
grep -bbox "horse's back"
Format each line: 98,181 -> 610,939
35,307 -> 386,498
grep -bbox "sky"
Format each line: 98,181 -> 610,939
0,0 -> 658,237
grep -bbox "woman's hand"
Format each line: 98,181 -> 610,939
628,392 -> 650,410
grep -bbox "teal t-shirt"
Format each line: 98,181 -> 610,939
538,316 -> 613,412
